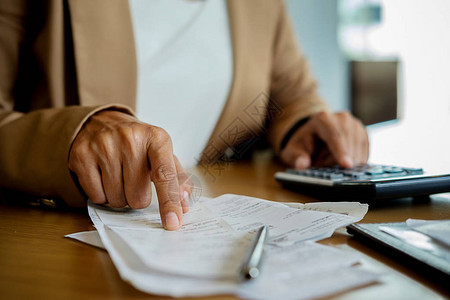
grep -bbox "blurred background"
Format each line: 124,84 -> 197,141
286,0 -> 450,173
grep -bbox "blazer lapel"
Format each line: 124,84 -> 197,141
67,0 -> 137,110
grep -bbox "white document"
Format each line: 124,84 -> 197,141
202,194 -> 362,245
86,194 -> 378,299
67,201 -> 368,251
283,201 -> 369,220
240,263 -> 375,300
107,212 -> 250,278
89,206 -> 237,297
95,200 -> 250,278
65,230 -> 105,249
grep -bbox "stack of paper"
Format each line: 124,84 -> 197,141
81,194 -> 378,299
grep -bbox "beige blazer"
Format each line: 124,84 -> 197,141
0,0 -> 327,206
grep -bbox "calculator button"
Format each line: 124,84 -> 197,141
404,167 -> 424,175
305,169 -> 313,176
328,173 -> 344,180
365,169 -> 384,176
343,170 -> 358,176
284,164 -> 423,182
312,170 -> 322,177
351,172 -> 366,180
288,169 -> 305,176
384,167 -> 404,174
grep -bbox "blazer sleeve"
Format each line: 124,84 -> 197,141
0,2 -> 133,207
266,0 -> 329,155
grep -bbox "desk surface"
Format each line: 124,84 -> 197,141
1,152 -> 449,299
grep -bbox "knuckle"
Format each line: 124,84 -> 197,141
94,132 -> 116,159
95,131 -> 113,149
151,127 -> 171,145
316,111 -> 330,121
314,111 -> 328,123
69,145 -> 89,169
335,111 -> 351,126
118,126 -> 141,155
152,164 -> 178,183
338,110 -> 352,119
118,125 -> 135,142
328,127 -> 343,141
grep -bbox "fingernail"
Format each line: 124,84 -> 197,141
183,191 -> 189,202
165,212 -> 180,230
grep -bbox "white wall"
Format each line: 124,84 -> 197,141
368,0 -> 450,172
287,0 -> 350,112
287,1 -> 450,172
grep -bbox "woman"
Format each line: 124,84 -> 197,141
0,0 -> 368,229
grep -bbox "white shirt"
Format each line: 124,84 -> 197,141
129,0 -> 233,167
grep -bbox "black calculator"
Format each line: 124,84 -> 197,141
274,164 -> 450,201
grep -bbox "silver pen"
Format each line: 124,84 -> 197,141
238,225 -> 269,281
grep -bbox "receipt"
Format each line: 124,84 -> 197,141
95,201 -> 251,278
202,194 -> 361,245
86,194 -> 377,298
283,201 -> 369,220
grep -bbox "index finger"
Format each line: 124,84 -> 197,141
313,114 -> 353,168
147,130 -> 183,231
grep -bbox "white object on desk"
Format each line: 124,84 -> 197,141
65,231 -> 105,249
82,194 -> 378,299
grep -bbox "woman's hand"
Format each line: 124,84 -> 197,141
69,110 -> 191,230
280,111 -> 369,169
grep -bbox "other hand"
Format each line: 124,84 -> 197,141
280,111 -> 369,169
69,110 -> 191,230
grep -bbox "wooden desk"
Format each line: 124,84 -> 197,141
1,152 -> 449,299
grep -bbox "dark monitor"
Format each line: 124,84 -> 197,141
350,60 -> 399,125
